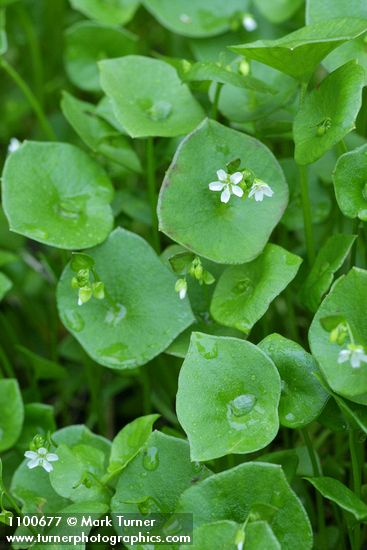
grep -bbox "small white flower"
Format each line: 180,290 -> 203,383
248,178 -> 274,202
24,447 -> 59,473
208,169 -> 244,204
175,278 -> 187,300
8,138 -> 21,154
338,344 -> 367,369
242,14 -> 258,32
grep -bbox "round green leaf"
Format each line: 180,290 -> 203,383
213,63 -> 297,124
111,431 -> 211,516
300,234 -> 356,312
64,21 -> 137,92
333,144 -> 367,221
177,462 -> 313,550
61,91 -> 142,173
69,0 -> 140,26
259,334 -> 329,428
2,141 -> 113,249
0,379 -> 24,452
210,244 -> 302,334
309,268 -> 367,404
231,18 -> 367,81
294,61 -> 365,165
57,228 -> 194,370
254,0 -> 303,24
158,119 -> 288,264
99,56 -> 205,138
176,333 -> 281,461
142,0 -> 247,38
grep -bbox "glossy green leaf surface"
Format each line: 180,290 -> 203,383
143,0 -> 247,38
57,228 -> 194,370
301,234 -> 356,311
176,333 -> 281,461
231,18 -> 367,80
2,141 -> 113,249
158,119 -> 288,264
61,92 -> 141,173
210,244 -> 302,334
254,0 -> 303,24
334,144 -> 367,221
294,62 -> 365,165
70,0 -> 140,25
178,462 -> 313,549
99,56 -> 205,138
309,268 -> 367,404
64,21 -> 137,92
0,379 -> 24,452
259,334 -> 328,428
305,476 -> 367,520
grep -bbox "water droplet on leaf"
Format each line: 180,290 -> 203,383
105,303 -> 127,326
142,446 -> 159,471
64,310 -> 84,332
195,336 -> 218,359
228,394 -> 257,417
97,343 -> 129,365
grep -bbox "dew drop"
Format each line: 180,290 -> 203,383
97,343 -> 128,365
142,446 -> 159,471
21,225 -> 48,240
105,303 -> 127,327
195,336 -> 218,359
232,278 -> 253,296
56,195 -> 87,220
148,100 -> 172,122
138,496 -> 161,515
64,310 -> 85,332
285,412 -> 295,422
228,394 -> 257,417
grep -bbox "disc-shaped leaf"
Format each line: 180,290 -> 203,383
176,333 -> 281,461
142,0 -> 247,38
111,431 -> 211,516
57,228 -> 194,370
0,379 -> 24,452
64,21 -> 137,92
177,462 -> 313,550
210,244 -> 302,334
61,91 -> 142,173
231,18 -> 367,81
69,0 -> 140,26
333,144 -> 367,221
309,268 -> 367,404
158,119 -> 288,264
305,477 -> 367,520
294,62 -> 365,165
259,334 -> 328,428
301,234 -> 356,312
99,56 -> 205,138
2,141 -> 114,249
254,0 -> 303,24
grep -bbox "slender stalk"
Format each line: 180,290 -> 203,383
0,344 -> 15,378
349,219 -> 360,269
301,428 -> 327,549
146,137 -> 160,252
0,58 -> 56,141
15,4 -> 44,104
349,430 -> 362,550
211,82 -> 223,121
297,81 -> 315,265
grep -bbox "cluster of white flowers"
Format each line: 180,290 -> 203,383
208,169 -> 273,204
24,447 -> 59,473
338,344 -> 367,369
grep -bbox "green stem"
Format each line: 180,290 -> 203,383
0,344 -> 15,378
15,4 -> 44,104
0,58 -> 56,141
301,428 -> 327,549
349,430 -> 362,550
299,164 -> 316,264
146,137 -> 160,252
211,82 -> 223,121
349,219 -> 360,269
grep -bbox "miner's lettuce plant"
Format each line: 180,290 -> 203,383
1,1 -> 367,549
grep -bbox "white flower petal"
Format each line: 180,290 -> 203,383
262,185 -> 274,197
351,355 -> 361,368
8,138 -> 21,153
24,451 -> 38,460
179,287 -> 187,300
217,169 -> 227,181
337,350 -> 350,363
209,181 -> 225,191
230,172 -> 243,185
41,460 -> 53,473
37,447 -> 48,455
254,190 -> 264,202
231,185 -> 244,198
46,453 -> 59,462
248,187 -> 256,198
27,458 -> 40,469
221,186 -> 231,203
